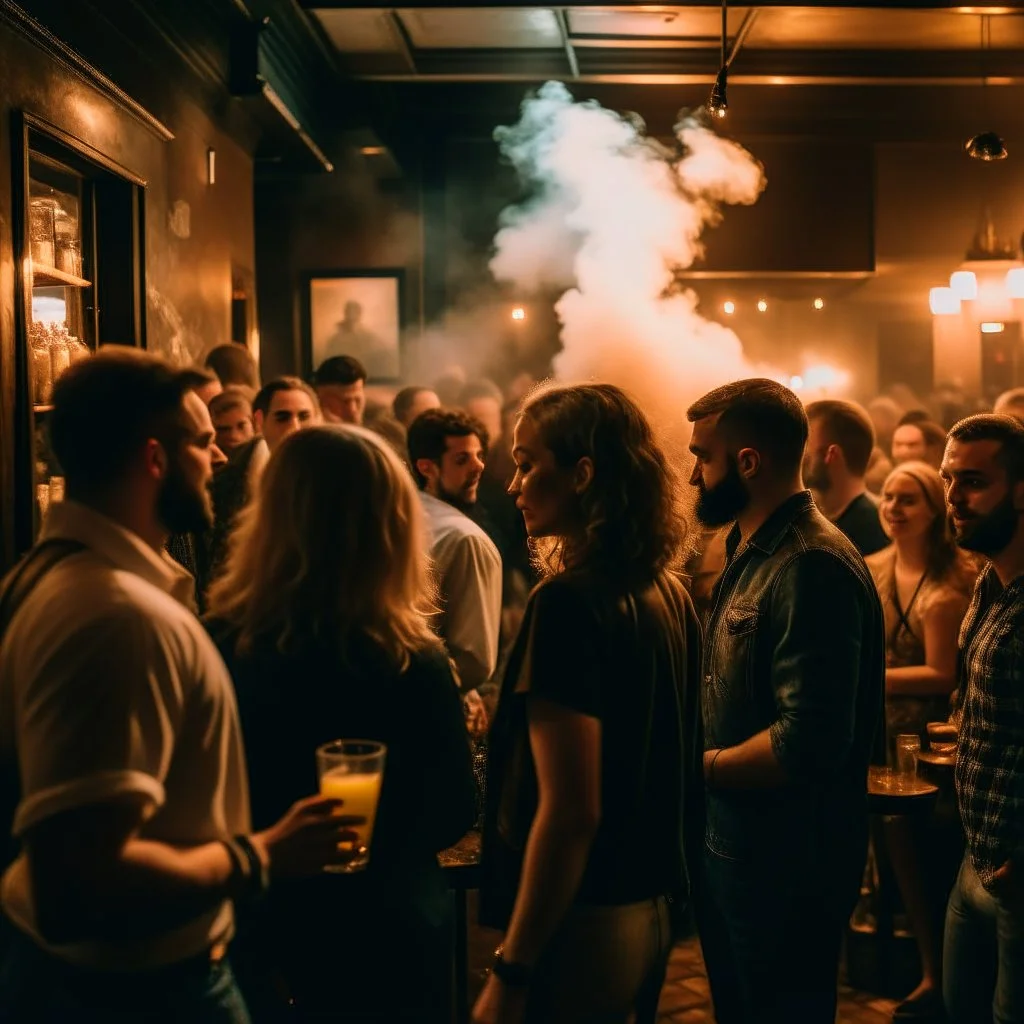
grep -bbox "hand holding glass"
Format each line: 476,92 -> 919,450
316,740 -> 386,873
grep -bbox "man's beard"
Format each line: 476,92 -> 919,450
440,480 -> 479,511
695,458 -> 750,528
802,454 -> 831,493
951,494 -> 1019,556
158,462 -> 213,535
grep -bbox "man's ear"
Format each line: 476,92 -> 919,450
416,458 -> 439,487
253,409 -> 265,436
736,447 -> 761,479
144,438 -> 168,482
574,456 -> 594,494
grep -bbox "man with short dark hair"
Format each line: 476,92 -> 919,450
686,378 -> 884,1024
209,387 -> 255,453
993,386 -> 1024,425
209,377 -> 320,577
314,355 -> 367,425
407,409 -> 502,719
893,419 -> 947,469
0,348 -> 352,1019
393,386 -> 440,429
205,343 -> 260,391
940,413 -> 1024,1024
805,399 -> 889,556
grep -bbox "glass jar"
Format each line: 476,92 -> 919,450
29,197 -> 58,268
29,323 -> 53,404
48,327 -> 71,384
54,206 -> 81,277
66,335 -> 89,364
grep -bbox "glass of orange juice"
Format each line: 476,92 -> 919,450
316,740 -> 386,873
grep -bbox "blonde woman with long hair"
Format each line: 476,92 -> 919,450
207,425 -> 476,1023
865,459 -> 979,1022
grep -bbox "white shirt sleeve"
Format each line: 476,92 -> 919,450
13,607 -> 183,836
441,533 -> 503,693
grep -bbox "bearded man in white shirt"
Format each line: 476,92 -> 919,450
0,348 -> 355,1021
408,408 -> 503,734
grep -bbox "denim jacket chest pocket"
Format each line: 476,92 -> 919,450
705,602 -> 762,747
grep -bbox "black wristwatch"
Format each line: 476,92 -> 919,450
492,946 -> 532,987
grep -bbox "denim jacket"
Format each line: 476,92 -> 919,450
703,492 -> 885,876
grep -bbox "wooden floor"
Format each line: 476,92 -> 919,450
465,894 -> 899,1023
656,937 -> 897,1024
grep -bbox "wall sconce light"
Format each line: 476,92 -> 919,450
813,297 -> 825,310
207,147 -> 216,186
929,287 -> 961,315
949,270 -> 978,300
757,299 -> 768,312
511,306 -> 526,321
1006,268 -> 1024,298
981,321 -> 1006,334
723,300 -> 736,315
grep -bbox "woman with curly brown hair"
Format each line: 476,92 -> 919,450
474,383 -> 704,1024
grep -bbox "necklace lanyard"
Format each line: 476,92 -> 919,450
892,569 -> 928,645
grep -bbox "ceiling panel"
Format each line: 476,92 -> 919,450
312,9 -> 401,53
397,8 -> 562,49
568,8 -> 751,41
747,9 -> 1024,50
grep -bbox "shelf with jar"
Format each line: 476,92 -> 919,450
28,321 -> 89,409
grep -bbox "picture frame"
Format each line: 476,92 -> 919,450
303,269 -> 404,381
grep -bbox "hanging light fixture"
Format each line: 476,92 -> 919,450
706,0 -> 729,119
966,132 -> 1008,161
950,270 -> 979,299
966,16 -> 1007,160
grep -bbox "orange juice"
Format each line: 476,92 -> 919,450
319,768 -> 383,870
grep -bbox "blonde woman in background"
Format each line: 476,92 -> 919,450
866,460 -> 979,1022
207,425 -> 476,1023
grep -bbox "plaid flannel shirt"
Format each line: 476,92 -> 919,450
955,566 -> 1024,890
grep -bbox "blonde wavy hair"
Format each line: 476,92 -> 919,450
206,424 -> 439,668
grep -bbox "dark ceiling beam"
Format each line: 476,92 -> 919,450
299,1 -> 1019,9
386,9 -> 418,73
556,8 -> 580,79
347,46 -> 1024,83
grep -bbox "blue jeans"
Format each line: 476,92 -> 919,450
943,854 -> 1024,1024
0,924 -> 251,1023
699,841 -> 857,1024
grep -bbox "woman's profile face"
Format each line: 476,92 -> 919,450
879,473 -> 935,544
508,415 -> 578,538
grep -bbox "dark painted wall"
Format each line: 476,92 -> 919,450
255,152 -> 424,382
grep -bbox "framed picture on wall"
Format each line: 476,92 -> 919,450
304,269 -> 404,381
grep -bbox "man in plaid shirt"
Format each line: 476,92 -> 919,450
940,413 -> 1024,1024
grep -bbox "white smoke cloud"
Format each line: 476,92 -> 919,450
489,81 -> 772,446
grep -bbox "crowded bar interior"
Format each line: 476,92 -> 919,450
0,1 -> 1023,1022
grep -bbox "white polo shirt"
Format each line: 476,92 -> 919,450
0,502 -> 250,970
420,491 -> 502,693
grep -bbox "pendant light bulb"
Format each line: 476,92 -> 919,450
965,131 -> 1007,161
707,66 -> 728,120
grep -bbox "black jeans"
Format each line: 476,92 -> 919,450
699,842 -> 853,1024
0,925 -> 250,1024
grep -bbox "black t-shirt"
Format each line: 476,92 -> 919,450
479,569 -> 704,928
208,627 -> 477,916
835,493 -> 890,557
